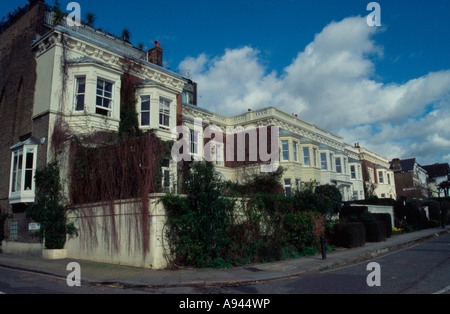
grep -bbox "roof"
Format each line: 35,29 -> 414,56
10,137 -> 40,150
422,163 -> 450,178
33,24 -> 188,83
390,158 -> 416,172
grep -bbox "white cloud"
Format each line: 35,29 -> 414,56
177,16 -> 450,166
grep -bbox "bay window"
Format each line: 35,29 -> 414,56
9,138 -> 38,204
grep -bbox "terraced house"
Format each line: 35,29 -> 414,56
0,1 -> 396,260
0,1 -> 193,255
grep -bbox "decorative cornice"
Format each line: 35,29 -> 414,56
34,28 -> 187,92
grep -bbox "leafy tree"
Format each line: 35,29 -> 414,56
439,181 -> 450,197
162,162 -> 235,267
314,184 -> 342,219
27,162 -> 77,249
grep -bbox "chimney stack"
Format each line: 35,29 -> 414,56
147,41 -> 163,66
391,158 -> 402,170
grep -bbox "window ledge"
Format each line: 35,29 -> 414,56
9,192 -> 35,205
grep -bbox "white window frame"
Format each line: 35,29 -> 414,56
95,78 -> 114,117
182,90 -> 194,105
73,75 -> 86,112
159,97 -> 171,128
189,129 -> 200,155
313,148 -> 318,167
293,141 -> 298,162
350,165 -> 356,179
161,166 -> 171,193
303,147 -> 310,166
214,142 -> 224,167
9,142 -> 37,204
320,153 -> 327,170
140,95 -> 151,127
284,178 -> 292,197
281,140 -> 289,162
336,157 -> 342,173
379,171 -> 384,184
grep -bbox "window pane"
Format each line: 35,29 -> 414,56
320,153 -> 327,170
141,112 -> 150,126
25,170 -> 33,190
10,221 -> 18,239
102,98 -> 110,108
336,157 -> 342,173
26,150 -> 34,169
303,147 -> 310,166
282,140 -> 289,161
105,81 -> 112,93
96,107 -> 109,116
141,96 -> 150,111
97,80 -> 103,91
18,151 -> 23,169
77,77 -> 86,93
76,95 -> 85,111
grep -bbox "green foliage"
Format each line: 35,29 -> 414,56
162,163 -> 329,268
26,162 -> 77,249
281,212 -> 315,250
162,162 -> 235,268
314,184 -> 343,218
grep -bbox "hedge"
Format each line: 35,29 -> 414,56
372,213 -> 392,238
364,221 -> 386,242
333,222 -> 366,248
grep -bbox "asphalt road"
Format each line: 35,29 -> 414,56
206,233 -> 450,294
0,233 -> 449,295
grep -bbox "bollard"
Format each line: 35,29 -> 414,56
321,235 -> 326,260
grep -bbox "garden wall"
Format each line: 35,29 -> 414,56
65,194 -> 169,269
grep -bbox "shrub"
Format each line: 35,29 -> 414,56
161,162 -> 235,268
340,206 -> 370,222
364,221 -> 386,242
314,184 -> 342,219
372,213 -> 392,238
26,161 -> 77,249
333,222 -> 366,248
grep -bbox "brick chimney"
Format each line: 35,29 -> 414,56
391,158 -> 402,171
147,41 -> 163,66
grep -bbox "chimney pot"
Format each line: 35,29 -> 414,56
154,40 -> 161,47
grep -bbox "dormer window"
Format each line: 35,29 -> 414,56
9,137 -> 38,204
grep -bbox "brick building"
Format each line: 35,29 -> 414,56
0,1 -> 52,247
390,158 -> 429,200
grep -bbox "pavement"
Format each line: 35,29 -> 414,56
0,226 -> 449,289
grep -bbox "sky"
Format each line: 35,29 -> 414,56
2,0 -> 450,166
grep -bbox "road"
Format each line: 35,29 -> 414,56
205,233 -> 450,294
0,233 -> 448,295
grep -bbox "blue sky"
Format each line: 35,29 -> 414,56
2,0 -> 450,165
